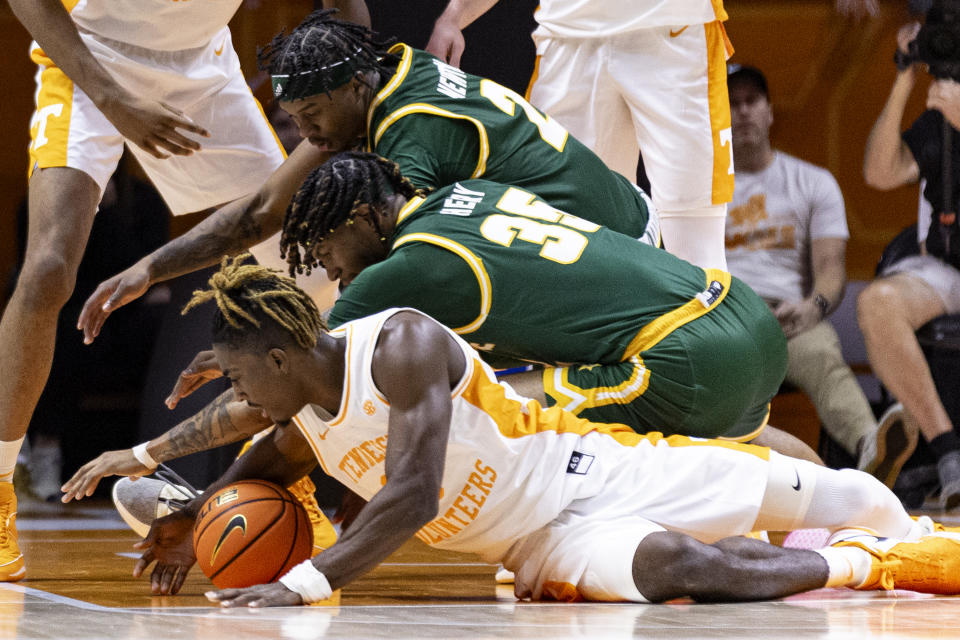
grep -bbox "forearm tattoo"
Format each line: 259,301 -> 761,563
151,203 -> 267,281
160,390 -> 249,462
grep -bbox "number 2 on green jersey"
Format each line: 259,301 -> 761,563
480,80 -> 568,152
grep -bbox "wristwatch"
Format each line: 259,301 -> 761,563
814,293 -> 830,319
894,48 -> 912,71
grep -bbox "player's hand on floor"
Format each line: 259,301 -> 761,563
78,262 -> 152,344
100,92 -> 210,159
206,582 -> 303,608
60,449 -> 153,502
133,511 -> 197,595
166,350 -> 223,409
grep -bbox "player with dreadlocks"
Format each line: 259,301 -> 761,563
281,154 -> 422,277
259,9 -> 399,112
275,152 -> 821,466
78,7 -> 660,342
67,5 -> 664,556
128,254 -> 960,605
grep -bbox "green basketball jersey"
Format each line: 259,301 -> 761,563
366,44 -> 654,242
329,180 -> 731,366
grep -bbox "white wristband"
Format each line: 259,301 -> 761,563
132,442 -> 159,470
279,560 -> 333,603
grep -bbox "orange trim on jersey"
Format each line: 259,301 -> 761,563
249,86 -> 288,160
325,328 -> 356,428
524,54 -> 541,102
292,414 -> 334,476
622,269 -> 731,359
372,103 -> 490,179
650,432 -> 771,461
451,356 -> 480,399
366,43 -> 414,147
711,0 -> 729,22
28,50 -> 74,178
541,581 -> 584,602
458,364 -> 644,447
61,0 -> 82,12
706,20 -> 734,205
544,356 -> 650,415
391,233 -> 492,334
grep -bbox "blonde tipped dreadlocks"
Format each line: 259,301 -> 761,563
182,254 -> 326,350
281,152 -> 425,277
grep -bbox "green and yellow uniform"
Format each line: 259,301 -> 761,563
366,43 -> 657,245
329,180 -> 786,440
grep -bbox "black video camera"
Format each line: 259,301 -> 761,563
907,0 -> 960,81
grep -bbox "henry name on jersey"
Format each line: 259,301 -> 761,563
433,59 -> 468,99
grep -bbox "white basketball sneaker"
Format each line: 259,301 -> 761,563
112,469 -> 198,538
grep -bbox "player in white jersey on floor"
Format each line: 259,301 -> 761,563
125,256 -> 960,604
427,0 -> 734,270
0,0 -> 365,582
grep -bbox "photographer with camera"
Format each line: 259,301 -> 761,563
859,2 -> 960,509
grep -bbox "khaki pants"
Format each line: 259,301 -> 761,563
785,321 -> 877,456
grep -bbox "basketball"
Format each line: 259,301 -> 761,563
193,479 -> 313,589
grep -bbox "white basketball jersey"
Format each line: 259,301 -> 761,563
65,0 -> 242,51
534,0 -> 726,38
292,308 -> 647,561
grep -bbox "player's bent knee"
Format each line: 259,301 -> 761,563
632,531 -> 714,602
16,251 -> 81,308
840,468 -> 895,519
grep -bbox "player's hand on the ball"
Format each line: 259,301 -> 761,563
166,350 -> 223,409
133,511 -> 197,595
60,449 -> 153,502
206,582 -> 304,608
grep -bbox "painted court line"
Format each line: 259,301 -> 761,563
18,520 -> 128,531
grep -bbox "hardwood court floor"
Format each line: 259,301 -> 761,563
5,496 -> 960,639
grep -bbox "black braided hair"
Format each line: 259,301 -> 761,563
258,9 -> 398,100
280,152 -> 423,276
182,254 -> 326,350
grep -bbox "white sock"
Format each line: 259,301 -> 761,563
815,546 -> 873,588
0,437 -> 26,483
658,207 -> 729,271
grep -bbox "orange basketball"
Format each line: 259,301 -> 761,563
193,479 -> 313,589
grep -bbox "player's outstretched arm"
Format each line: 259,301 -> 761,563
209,312 -> 458,607
60,388 -> 272,502
133,425 -> 317,595
9,0 -> 210,158
425,0 -> 500,67
77,140 -> 330,344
